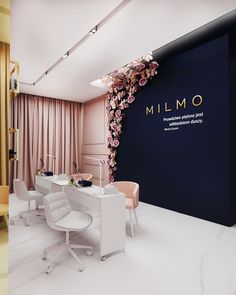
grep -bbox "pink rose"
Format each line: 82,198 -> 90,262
136,63 -> 145,71
127,95 -> 135,104
139,78 -> 147,86
110,122 -> 118,131
115,109 -> 122,117
150,61 -> 159,69
107,93 -> 113,99
108,111 -> 114,120
116,81 -> 124,90
113,139 -> 120,147
106,105 -> 112,112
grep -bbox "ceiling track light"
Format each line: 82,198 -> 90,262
19,0 -> 131,87
89,26 -> 97,35
62,51 -> 69,59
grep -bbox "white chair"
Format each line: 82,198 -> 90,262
13,179 -> 45,226
112,181 -> 139,237
43,191 -> 93,273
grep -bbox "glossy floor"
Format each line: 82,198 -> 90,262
0,221 -> 8,295
9,194 -> 236,295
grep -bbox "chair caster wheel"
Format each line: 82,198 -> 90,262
45,266 -> 53,274
86,249 -> 93,256
42,256 -> 47,261
78,264 -> 85,272
101,256 -> 106,261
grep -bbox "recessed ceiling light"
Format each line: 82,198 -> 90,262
90,78 -> 109,89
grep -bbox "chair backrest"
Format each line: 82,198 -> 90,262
13,179 -> 30,201
72,173 -> 93,182
0,186 -> 9,204
112,181 -> 139,208
43,192 -> 72,230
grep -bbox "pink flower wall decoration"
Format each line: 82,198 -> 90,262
104,53 -> 159,182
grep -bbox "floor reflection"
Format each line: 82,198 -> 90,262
0,218 -> 8,295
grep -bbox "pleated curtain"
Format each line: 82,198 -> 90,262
10,93 -> 81,189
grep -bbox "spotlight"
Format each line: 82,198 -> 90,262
62,51 -> 69,59
89,26 -> 97,35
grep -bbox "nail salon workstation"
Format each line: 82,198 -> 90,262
7,5 -> 236,295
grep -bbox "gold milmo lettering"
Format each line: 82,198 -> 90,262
192,95 -> 203,107
146,105 -> 154,115
176,98 -> 186,109
165,102 -> 172,112
145,95 -> 203,116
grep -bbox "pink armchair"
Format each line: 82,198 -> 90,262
112,181 -> 139,237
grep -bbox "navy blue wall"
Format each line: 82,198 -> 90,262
116,34 -> 236,226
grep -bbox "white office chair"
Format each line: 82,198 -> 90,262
13,179 -> 45,226
43,191 -> 93,273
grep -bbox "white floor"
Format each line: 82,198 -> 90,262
0,222 -> 8,295
9,193 -> 236,295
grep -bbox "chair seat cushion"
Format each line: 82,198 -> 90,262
0,204 -> 8,215
29,190 -> 44,200
125,198 -> 135,209
55,211 -> 93,231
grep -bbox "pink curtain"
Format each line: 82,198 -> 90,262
10,93 -> 81,189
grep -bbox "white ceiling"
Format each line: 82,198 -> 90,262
11,0 -> 236,102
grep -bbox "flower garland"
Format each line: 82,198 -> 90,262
105,53 -> 159,182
